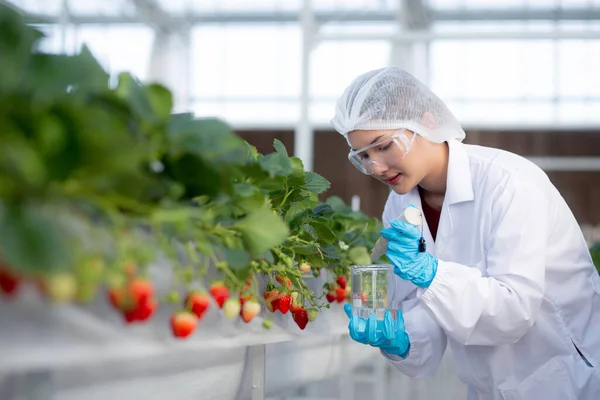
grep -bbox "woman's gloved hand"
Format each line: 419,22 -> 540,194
380,219 -> 438,288
343,304 -> 411,358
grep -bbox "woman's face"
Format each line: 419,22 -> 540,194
347,129 -> 428,195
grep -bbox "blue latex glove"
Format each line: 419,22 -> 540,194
380,218 -> 438,288
344,304 -> 410,358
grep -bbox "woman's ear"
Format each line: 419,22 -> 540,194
420,111 -> 437,131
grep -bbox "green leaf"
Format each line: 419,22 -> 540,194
258,152 -> 292,177
233,203 -> 290,258
273,139 -> 289,157
591,242 -> 600,271
223,248 -> 251,270
233,182 -> 256,197
290,245 -> 318,256
299,223 -> 318,240
348,246 -> 372,265
262,250 -> 275,263
233,183 -> 265,213
311,221 -> 337,244
163,153 -> 222,198
290,157 -> 305,173
284,199 -> 316,223
312,204 -> 335,217
288,157 -> 307,187
167,117 -> 248,165
146,83 -> 173,121
325,196 -> 354,214
115,72 -> 157,121
303,171 -> 330,195
0,206 -> 72,274
322,245 -> 341,260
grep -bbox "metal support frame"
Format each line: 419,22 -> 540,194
338,336 -> 353,400
251,344 -> 267,400
146,25 -> 191,112
316,30 -> 600,42
527,157 -> 600,171
15,7 -> 600,25
131,0 -> 177,33
294,0 -> 315,172
0,371 -> 55,400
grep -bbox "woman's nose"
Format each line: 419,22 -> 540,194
369,161 -> 388,176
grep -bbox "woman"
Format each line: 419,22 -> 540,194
332,66 -> 600,399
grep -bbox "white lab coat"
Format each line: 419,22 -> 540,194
380,139 -> 600,400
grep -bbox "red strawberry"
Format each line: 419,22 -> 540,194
108,285 -> 138,312
170,311 -> 198,339
0,269 -> 20,296
185,291 -> 210,320
124,309 -> 138,324
293,307 -> 309,330
241,299 -> 261,323
335,286 -> 346,303
264,290 -> 280,313
278,294 -> 291,314
210,282 -> 230,308
336,275 -> 347,290
291,303 -> 303,315
134,298 -> 157,321
123,298 -> 157,323
128,277 -> 154,305
326,292 -> 336,303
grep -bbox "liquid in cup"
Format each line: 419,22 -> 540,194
351,264 -> 397,321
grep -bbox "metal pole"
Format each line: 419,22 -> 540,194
294,0 -> 314,171
251,344 -> 266,400
338,335 -> 354,400
24,370 -> 54,400
59,0 -> 69,53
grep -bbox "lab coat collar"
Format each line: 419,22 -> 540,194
444,140 -> 474,205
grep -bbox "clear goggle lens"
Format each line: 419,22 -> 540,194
347,130 -> 414,175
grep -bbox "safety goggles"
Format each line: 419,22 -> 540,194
347,130 -> 414,175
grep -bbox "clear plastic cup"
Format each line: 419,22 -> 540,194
350,264 -> 397,321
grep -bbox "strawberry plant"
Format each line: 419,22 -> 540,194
0,6 -> 382,337
591,242 -> 600,274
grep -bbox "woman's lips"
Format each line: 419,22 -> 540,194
386,173 -> 402,185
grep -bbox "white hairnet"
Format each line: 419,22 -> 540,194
330,66 -> 466,144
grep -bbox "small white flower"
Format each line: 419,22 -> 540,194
150,160 -> 164,173
339,240 -> 349,250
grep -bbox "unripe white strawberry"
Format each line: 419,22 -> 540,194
299,262 -> 311,273
223,297 -> 241,318
241,300 -> 261,323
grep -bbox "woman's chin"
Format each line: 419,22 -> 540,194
389,180 -> 414,195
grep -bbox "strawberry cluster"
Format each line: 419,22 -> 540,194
325,275 -> 349,304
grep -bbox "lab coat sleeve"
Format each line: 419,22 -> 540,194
380,302 -> 448,379
420,179 -> 549,346
379,193 -> 448,378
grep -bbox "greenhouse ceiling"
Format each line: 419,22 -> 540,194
4,0 -> 600,27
